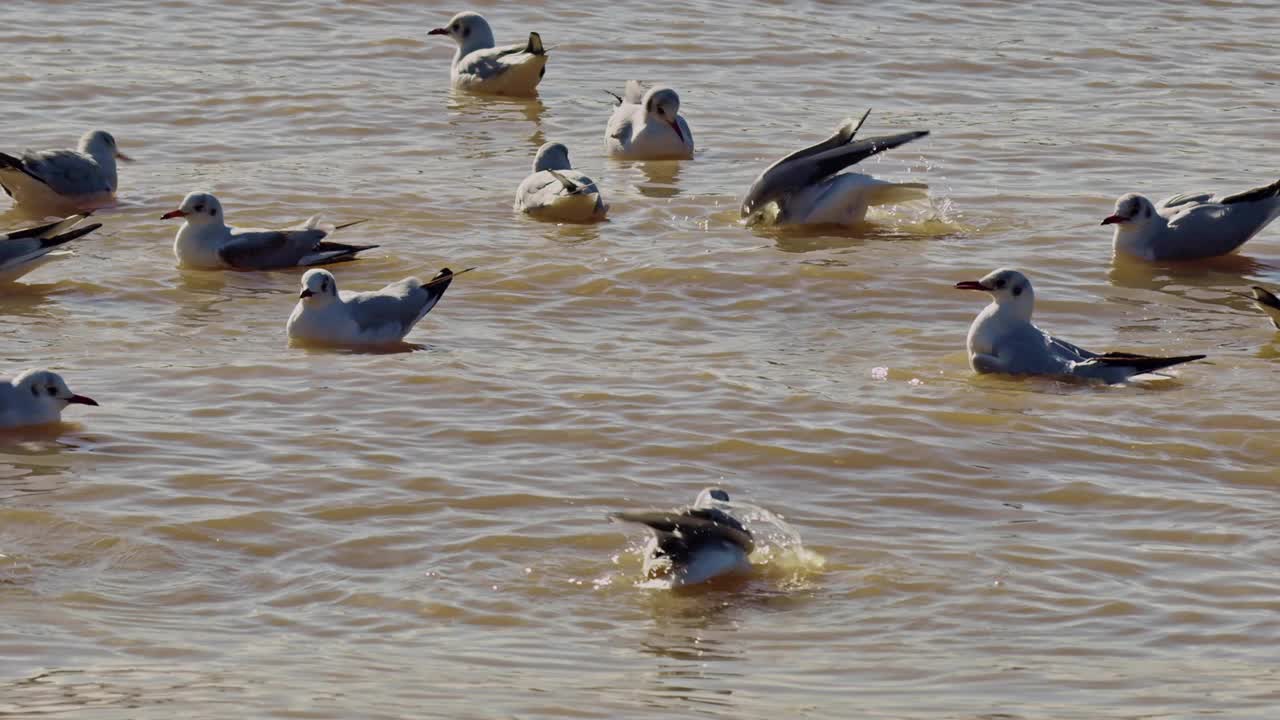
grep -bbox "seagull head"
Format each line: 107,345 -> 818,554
13,369 -> 98,414
80,130 -> 133,164
955,268 -> 1035,317
532,142 -> 572,172
694,487 -> 732,508
162,191 -> 224,224
643,87 -> 685,144
299,268 -> 339,302
1101,193 -> 1156,227
428,11 -> 495,53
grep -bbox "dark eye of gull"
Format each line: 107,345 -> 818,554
47,386 -> 57,396
995,279 -> 1006,290
1012,285 -> 1023,297
194,204 -> 204,213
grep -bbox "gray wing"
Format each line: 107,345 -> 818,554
1156,190 -> 1216,212
218,228 -> 327,270
457,39 -> 541,82
606,104 -> 635,142
741,128 -> 929,218
611,507 -> 755,560
1160,200 -> 1279,258
345,270 -> 455,335
992,323 -> 1082,375
0,214 -> 100,271
5,148 -> 112,195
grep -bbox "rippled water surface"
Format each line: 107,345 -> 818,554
3,1 -> 1280,717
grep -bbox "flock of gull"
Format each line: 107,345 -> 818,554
4,10 -> 1280,586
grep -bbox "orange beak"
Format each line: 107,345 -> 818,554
1100,214 -> 1127,225
954,280 -> 989,291
161,209 -> 187,220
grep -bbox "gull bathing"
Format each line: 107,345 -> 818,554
1103,178 -> 1280,261
428,11 -> 548,97
163,192 -> 377,271
605,81 -> 694,160
741,110 -> 929,227
0,130 -> 132,215
0,213 -> 101,284
286,267 -> 465,347
955,268 -> 1205,383
515,142 -> 608,223
0,369 -> 97,429
611,487 -> 755,588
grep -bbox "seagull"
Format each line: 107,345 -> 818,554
610,487 -> 755,588
514,142 -> 608,223
955,268 -> 1205,383
605,81 -> 694,160
428,11 -> 548,97
0,369 -> 97,429
0,213 -> 102,284
162,192 -> 377,271
740,110 -> 929,227
1103,178 -> 1280,261
1250,286 -> 1280,329
0,130 -> 132,215
286,267 -> 464,347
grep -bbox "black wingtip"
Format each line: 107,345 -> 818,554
1221,178 -> 1280,206
1251,286 -> 1280,309
525,31 -> 545,55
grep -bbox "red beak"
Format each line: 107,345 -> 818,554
68,394 -> 98,406
954,280 -> 989,291
428,27 -> 449,35
161,209 -> 187,220
1100,214 -> 1127,225
115,151 -> 134,162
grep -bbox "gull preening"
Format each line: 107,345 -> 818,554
955,268 -> 1205,383
286,267 -> 464,347
1103,178 -> 1280,261
0,369 -> 97,429
611,487 -> 755,588
1250,286 -> 1280,329
162,192 -> 377,271
0,130 -> 132,215
605,81 -> 694,160
741,110 -> 929,227
428,11 -> 548,97
515,142 -> 608,223
0,213 -> 102,284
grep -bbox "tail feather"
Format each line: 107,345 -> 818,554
525,32 -> 545,55
1221,178 -> 1280,206
303,242 -> 379,266
0,151 -> 23,170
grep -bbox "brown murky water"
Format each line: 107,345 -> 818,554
3,1 -> 1280,717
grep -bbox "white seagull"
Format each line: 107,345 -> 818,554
611,487 -> 755,588
955,268 -> 1205,383
1103,179 -> 1280,261
162,192 -> 376,271
0,213 -> 102,284
0,369 -> 98,429
287,267 -> 464,347
741,110 -> 929,227
0,130 -> 132,215
428,11 -> 548,97
514,142 -> 608,223
605,81 -> 694,160
1250,286 -> 1280,329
